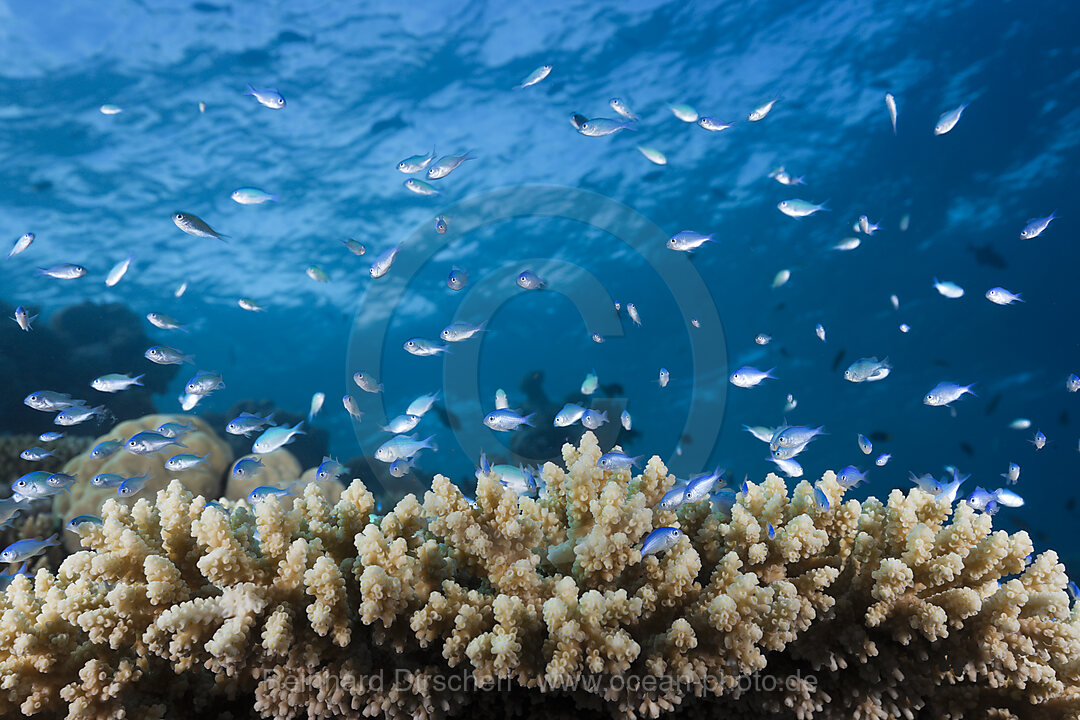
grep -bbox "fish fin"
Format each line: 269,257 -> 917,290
133,374 -> 145,386
244,84 -> 256,96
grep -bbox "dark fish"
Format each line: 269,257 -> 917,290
868,431 -> 891,442
680,433 -> 693,445
173,212 -> 227,241
778,346 -> 791,358
371,115 -> 406,134
569,113 -> 589,130
959,441 -> 974,457
966,242 -> 1007,269
983,392 -> 1001,416
830,349 -> 846,372
1060,410 -> 1070,426
773,302 -> 786,312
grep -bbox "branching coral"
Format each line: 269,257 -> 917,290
0,430 -> 1077,720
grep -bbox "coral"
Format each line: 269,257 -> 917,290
222,449 -> 344,511
0,431 -> 1077,720
53,414 -> 233,551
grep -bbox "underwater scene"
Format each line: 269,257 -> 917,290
1,0 -> 1079,717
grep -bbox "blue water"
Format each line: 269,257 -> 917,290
1,3 -> 1078,564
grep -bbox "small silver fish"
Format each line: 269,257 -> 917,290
37,264 -> 86,279
55,404 -> 109,426
483,409 -> 535,432
427,152 -> 474,180
778,199 -> 828,218
923,382 -> 975,407
448,266 -> 468,291
8,232 -> 34,258
610,98 -> 637,120
658,368 -> 670,388
173,212 -> 226,240
833,237 -> 861,251
621,410 -> 632,431
306,266 -> 330,283
117,474 -> 152,498
405,392 -> 439,417
641,527 -> 682,556
1001,462 -> 1020,484
397,148 -> 436,174
1031,430 -> 1047,450
341,238 -> 367,256
554,403 -> 586,427
353,372 -> 383,393
772,269 -> 791,288
626,303 -> 642,327
875,453 -> 891,467
90,440 -> 121,459
933,278 -> 964,299
238,298 -> 266,312
12,306 -> 36,331
844,357 -> 891,383
858,215 -> 880,235
147,312 -> 187,332
369,246 -> 400,278
165,453 -> 210,471
815,323 -> 826,342
91,373 -> 145,393
581,371 -> 599,395
231,187 -> 277,205
0,534 -> 60,563
226,412 -> 275,437
19,447 -> 53,461
885,93 -> 898,135
403,338 -> 448,356
986,287 -> 1023,305
441,321 -> 486,342
389,458 -> 414,477
343,394 -> 364,420
669,104 -> 698,122
837,466 -> 868,489
515,65 -> 552,89
1068,374 -> 1080,393
517,270 -> 545,289
374,434 -> 436,462
185,371 -> 225,395
38,432 -> 63,443
770,457 -> 803,477
667,230 -> 714,252
858,434 -> 873,455
174,281 -> 188,298
24,390 -> 82,412
1020,212 -> 1057,239
382,414 -> 421,434
597,451 -> 641,471
755,333 -> 771,345
933,104 -> 967,135
636,146 -> 667,165
309,392 -> 325,421
145,345 -> 194,365
105,254 -> 133,287
434,216 -> 448,234
126,431 -> 185,455
697,117 -> 733,132
748,98 -> 778,121
729,366 -> 774,388
578,118 -> 636,136
404,179 -> 440,196
581,409 -> 608,430
252,421 -> 305,454
244,85 -> 285,109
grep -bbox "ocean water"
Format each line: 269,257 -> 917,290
1,2 -> 1078,568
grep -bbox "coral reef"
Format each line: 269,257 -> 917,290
0,431 -> 1077,720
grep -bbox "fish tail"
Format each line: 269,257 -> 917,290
522,413 -> 536,428
133,374 -> 145,386
424,434 -> 438,452
182,353 -> 196,365
292,420 -> 305,434
45,533 -> 60,546
244,84 -> 256,96
174,439 -> 189,449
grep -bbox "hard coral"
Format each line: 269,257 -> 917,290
0,432 -> 1076,720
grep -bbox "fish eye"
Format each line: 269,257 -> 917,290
175,213 -> 183,220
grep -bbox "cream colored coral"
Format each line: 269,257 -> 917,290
0,429 -> 1076,720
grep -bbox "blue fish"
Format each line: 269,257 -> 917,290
813,487 -> 830,511
248,484 -> 297,505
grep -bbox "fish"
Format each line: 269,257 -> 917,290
38,432 -> 63,443
343,394 -> 364,420
24,391 -> 83,412
568,112 -> 589,130
11,472 -> 66,499
515,64 -> 552,89
244,85 -> 285,109
231,457 -> 265,482
426,152 -> 474,180
640,527 -> 682,556
105,254 -> 133,287
597,451 -> 641,471
772,269 -> 791,288
184,371 -> 225,395
890,295 -> 900,310
66,515 -> 103,532
933,278 -> 964,298
885,92 -> 898,134
985,287 -> 1023,305
1068,374 -> 1080,393
923,382 -> 976,407
404,179 -> 440,196
341,238 -> 367,255
54,404 -> 110,426
1009,418 -> 1032,430
743,425 -> 776,443
231,187 -> 277,204
1020,212 -> 1057,239
494,389 -> 509,410
667,231 -> 714,252
397,148 -> 437,174
755,333 -> 771,345
769,457 -> 803,478
352,372 -> 383,393
766,522 -> 775,539
389,458 -> 414,477
226,411 -> 275,437
935,468 -> 968,504
697,117 -> 733,131
165,453 -> 210,471
994,488 -> 1024,508
306,265 -> 330,283
309,392 -> 326,421
516,270 -> 545,289
771,426 -> 826,450
90,373 -> 145,393
581,371 -> 599,395
748,98 -> 778,121
621,410 -> 632,431
434,216 -> 448,234
492,465 -> 538,496
405,392 -> 439,417
238,298 -> 266,312
581,409 -> 608,430
668,103 -> 698,122
857,215 -> 880,235
315,457 -> 346,483
777,199 -> 828,218
659,487 -> 686,511
89,472 -> 125,489
626,303 -> 643,327
37,264 -> 86,279
815,323 -> 826,342
90,440 -> 122,460
578,118 -> 636,136
117,473 -> 152,498
19,447 -> 53,461
248,485 -> 297,505
636,146 -> 667,165
441,321 -> 486,342
172,212 -> 226,240
147,312 -> 187,332
12,306 -> 37,331
448,267 -> 468,290
844,357 -> 892,383
768,166 -> 805,186
813,487 -> 830,511
126,431 -> 185,455
658,368 -> 670,388
369,245 -> 400,278
174,281 -> 188,298
403,338 -> 448,356
143,343 -> 194,367
833,237 -> 861,251
7,232 -> 34,258
875,453 -> 891,467
1031,430 -> 1047,450
178,393 -> 201,411
837,466 -> 868,489
729,366 -> 775,388
684,468 -> 722,503
483,409 -> 535,432
609,98 -> 637,120
858,434 -> 873,455
252,421 -> 305,454
899,323 -> 911,333
1001,462 -> 1020,485
554,403 -> 586,427
374,434 -> 436,463
933,104 -> 967,135
381,414 -> 421,434
0,534 -> 60,563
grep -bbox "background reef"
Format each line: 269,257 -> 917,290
0,427 -> 1077,719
